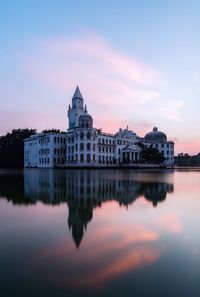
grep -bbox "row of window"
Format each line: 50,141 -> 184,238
54,148 -> 66,155
67,154 -> 116,164
39,157 -> 66,165
68,143 -> 96,153
68,132 -> 96,142
39,149 -> 50,155
98,138 -> 115,145
116,139 -> 133,145
26,141 -> 37,146
152,143 -> 173,149
54,137 -> 66,144
68,154 -> 95,163
39,137 -> 50,145
99,146 -> 115,154
39,158 -> 50,164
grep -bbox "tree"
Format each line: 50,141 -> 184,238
42,129 -> 61,134
0,129 -> 36,168
141,147 -> 166,164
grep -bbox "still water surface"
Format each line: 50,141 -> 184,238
0,168 -> 200,296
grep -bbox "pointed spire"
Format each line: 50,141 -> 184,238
72,86 -> 83,100
84,104 -> 87,113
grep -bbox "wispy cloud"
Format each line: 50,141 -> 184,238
18,32 -> 184,139
22,34 -> 179,128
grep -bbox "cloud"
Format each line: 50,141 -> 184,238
21,33 -> 181,133
153,99 -> 184,122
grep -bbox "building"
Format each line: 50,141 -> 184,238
24,86 -> 174,168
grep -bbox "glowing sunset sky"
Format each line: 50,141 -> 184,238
0,0 -> 200,154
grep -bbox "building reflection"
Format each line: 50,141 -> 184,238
23,169 -> 174,247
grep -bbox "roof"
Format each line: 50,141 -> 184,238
72,86 -> 83,100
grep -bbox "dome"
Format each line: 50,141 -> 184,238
145,127 -> 167,142
78,113 -> 93,128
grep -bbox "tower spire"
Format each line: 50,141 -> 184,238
72,86 -> 83,100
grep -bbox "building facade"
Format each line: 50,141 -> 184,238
24,86 -> 174,168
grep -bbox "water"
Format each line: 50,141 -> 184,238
0,168 -> 200,297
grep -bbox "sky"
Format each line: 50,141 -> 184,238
0,0 -> 200,154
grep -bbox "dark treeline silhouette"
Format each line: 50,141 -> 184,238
41,129 -> 64,134
175,153 -> 200,166
140,146 -> 166,164
0,129 -> 36,168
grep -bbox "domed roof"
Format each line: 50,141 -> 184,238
145,127 -> 167,142
78,113 -> 93,128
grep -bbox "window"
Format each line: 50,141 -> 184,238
93,154 -> 95,162
80,143 -> 84,151
93,143 -> 96,151
80,154 -> 84,162
87,132 -> 90,139
87,143 -> 91,151
80,132 -> 84,140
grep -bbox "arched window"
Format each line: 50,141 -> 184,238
93,143 -> 96,151
86,123 -> 89,128
93,154 -> 95,162
80,154 -> 84,162
80,132 -> 84,140
87,153 -> 91,163
87,132 -> 91,139
76,154 -> 78,162
75,143 -> 78,151
80,143 -> 84,151
87,143 -> 91,151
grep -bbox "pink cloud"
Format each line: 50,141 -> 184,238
20,33 -> 169,133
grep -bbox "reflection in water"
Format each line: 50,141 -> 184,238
5,169 -> 199,297
0,169 -> 174,248
0,169 -> 173,248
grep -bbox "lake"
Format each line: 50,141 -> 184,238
0,168 -> 200,296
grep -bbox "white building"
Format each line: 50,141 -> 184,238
24,86 -> 174,168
